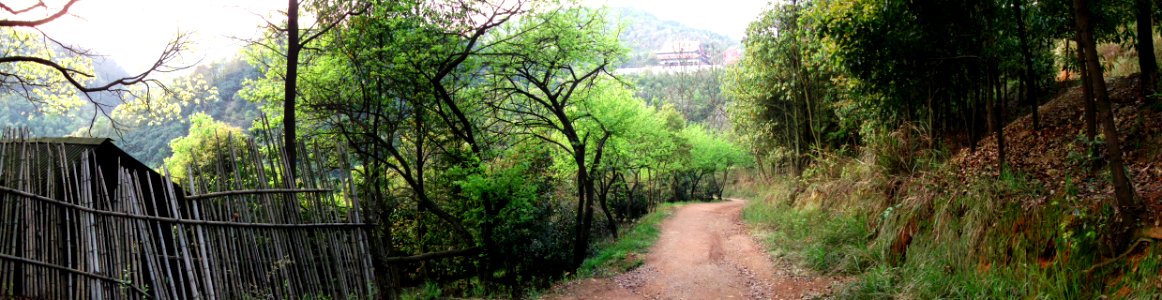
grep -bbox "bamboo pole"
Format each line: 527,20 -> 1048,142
56,144 -> 76,299
162,166 -> 204,300
129,172 -> 164,299
186,189 -> 332,201
0,137 -> 10,296
143,174 -> 181,300
79,152 -> 102,300
0,187 -> 366,228
0,253 -> 149,297
226,138 -> 261,297
0,131 -> 375,299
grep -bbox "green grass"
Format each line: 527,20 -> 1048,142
736,159 -> 1162,299
742,192 -> 874,275
576,203 -> 678,278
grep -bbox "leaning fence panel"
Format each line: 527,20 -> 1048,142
0,129 -> 374,299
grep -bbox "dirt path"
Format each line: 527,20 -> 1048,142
548,199 -> 838,300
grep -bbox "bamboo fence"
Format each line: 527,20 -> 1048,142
0,128 -> 376,299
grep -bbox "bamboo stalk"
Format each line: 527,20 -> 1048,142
79,152 -> 101,300
0,186 -> 367,228
129,172 -> 163,299
161,165 -> 204,300
0,253 -> 149,297
1,132 -> 375,299
185,188 -> 332,201
143,174 -> 181,300
226,138 -> 259,297
190,195 -> 217,300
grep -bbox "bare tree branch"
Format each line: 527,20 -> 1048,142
0,0 -> 78,27
0,1 -> 48,15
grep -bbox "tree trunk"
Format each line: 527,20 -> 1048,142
571,154 -> 591,268
1076,35 -> 1100,172
719,168 -> 730,200
283,0 -> 300,183
367,168 -> 400,300
590,133 -> 617,237
581,174 -> 596,259
645,167 -> 654,212
992,64 -> 1006,173
629,171 -> 640,218
597,171 -> 618,238
1135,0 -> 1158,98
970,80 -> 980,152
1075,0 -> 1139,244
690,171 -> 706,201
791,107 -> 804,177
1014,0 -> 1040,131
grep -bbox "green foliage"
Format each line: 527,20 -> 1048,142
76,57 -> 259,167
1066,132 -> 1105,168
227,0 -> 758,297
725,1 -> 852,175
458,143 -> 578,283
0,94 -> 90,136
1,28 -> 95,111
163,113 -> 247,183
681,125 -> 751,172
629,69 -> 729,129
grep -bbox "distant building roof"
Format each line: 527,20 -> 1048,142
655,40 -> 710,66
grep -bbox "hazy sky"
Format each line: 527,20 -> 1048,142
38,0 -> 279,72
588,0 -> 769,40
31,0 -> 769,73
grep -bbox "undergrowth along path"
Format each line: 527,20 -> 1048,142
549,199 -> 837,300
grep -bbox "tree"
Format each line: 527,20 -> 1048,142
282,0 -> 302,181
262,0 -> 530,295
250,0 -> 366,182
630,69 -> 730,130
1013,0 -> 1040,131
1074,32 -> 1099,171
725,0 -> 847,176
486,6 -> 624,268
1134,0 -> 1157,97
679,125 -> 749,200
1,0 -> 189,126
1073,0 -> 1138,244
588,90 -> 678,220
565,81 -> 656,238
163,113 -> 247,183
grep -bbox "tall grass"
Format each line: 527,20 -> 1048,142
742,190 -> 875,275
736,154 -> 1162,299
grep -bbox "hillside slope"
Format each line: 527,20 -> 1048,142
610,7 -> 738,68
735,76 -> 1162,298
956,77 -> 1162,220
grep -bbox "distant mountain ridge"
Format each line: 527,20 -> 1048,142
608,7 -> 738,68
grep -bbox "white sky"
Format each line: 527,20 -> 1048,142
35,0 -> 280,72
22,0 -> 768,73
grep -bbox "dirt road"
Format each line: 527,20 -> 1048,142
548,199 -> 837,300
